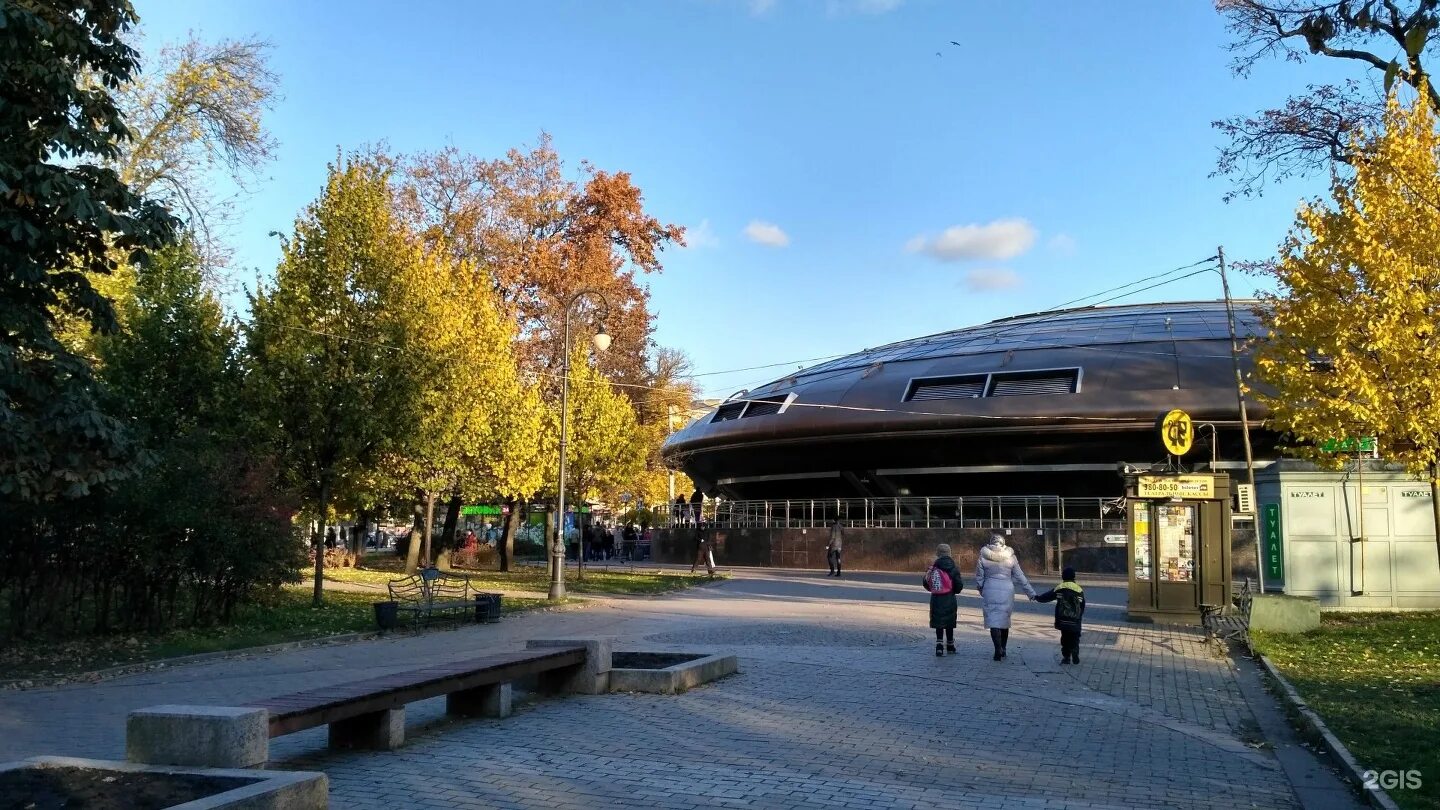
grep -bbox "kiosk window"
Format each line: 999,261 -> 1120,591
1133,508 -> 1152,581
1156,504 -> 1195,582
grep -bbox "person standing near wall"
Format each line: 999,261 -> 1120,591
826,519 -> 844,577
689,490 -> 704,524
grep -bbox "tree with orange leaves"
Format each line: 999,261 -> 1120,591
396,134 -> 685,393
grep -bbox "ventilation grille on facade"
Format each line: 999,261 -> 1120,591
742,396 -> 788,417
906,375 -> 987,402
987,369 -> 1080,396
711,402 -> 746,422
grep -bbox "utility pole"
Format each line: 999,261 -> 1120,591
667,404 -> 677,502
1218,246 -> 1263,592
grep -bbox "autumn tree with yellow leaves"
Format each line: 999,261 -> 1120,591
1255,87 -> 1440,566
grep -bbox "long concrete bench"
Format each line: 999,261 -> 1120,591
127,638 -> 613,768
249,647 -> 584,749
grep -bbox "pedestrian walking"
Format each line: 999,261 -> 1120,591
690,521 -> 716,578
675,494 -> 688,525
689,490 -> 703,524
826,519 -> 844,577
1034,567 -> 1087,664
923,543 -> 965,656
974,533 -> 1036,661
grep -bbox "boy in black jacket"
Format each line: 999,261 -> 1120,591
1035,567 -> 1086,664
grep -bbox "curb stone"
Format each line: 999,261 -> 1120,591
1255,652 -> 1402,810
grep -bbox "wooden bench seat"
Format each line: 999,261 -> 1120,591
245,646 -> 585,749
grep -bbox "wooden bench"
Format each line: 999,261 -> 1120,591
379,569 -> 499,629
244,646 -> 586,750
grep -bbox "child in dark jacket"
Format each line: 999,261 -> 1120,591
1034,567 -> 1086,664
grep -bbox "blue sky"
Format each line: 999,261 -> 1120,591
133,0 -> 1352,399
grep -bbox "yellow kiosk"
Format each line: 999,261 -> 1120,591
1125,410 -> 1234,623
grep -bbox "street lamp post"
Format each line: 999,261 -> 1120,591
550,289 -> 611,601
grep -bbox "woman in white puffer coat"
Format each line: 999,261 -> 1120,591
975,534 -> 1036,661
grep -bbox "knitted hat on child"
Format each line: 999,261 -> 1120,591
936,544 -> 952,557
1062,567 -> 1076,581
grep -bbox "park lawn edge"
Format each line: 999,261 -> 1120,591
0,588 -> 579,689
1249,612 -> 1440,810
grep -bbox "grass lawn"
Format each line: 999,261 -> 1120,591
324,553 -> 721,595
0,586 -> 564,685
1251,612 -> 1440,810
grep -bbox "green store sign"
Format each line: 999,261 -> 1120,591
1261,503 -> 1284,582
1319,436 -> 1376,454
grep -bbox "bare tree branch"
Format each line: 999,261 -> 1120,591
1215,0 -> 1439,196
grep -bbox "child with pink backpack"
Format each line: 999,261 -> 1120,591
923,544 -> 965,656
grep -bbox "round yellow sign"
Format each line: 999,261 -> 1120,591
1160,409 -> 1193,456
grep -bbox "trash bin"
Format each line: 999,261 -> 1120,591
477,592 -> 502,623
374,600 -> 399,630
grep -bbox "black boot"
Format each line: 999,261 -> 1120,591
935,641 -> 944,657
1000,629 -> 1009,660
990,628 -> 1003,661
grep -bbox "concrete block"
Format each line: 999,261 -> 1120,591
526,637 -> 613,695
610,653 -> 738,694
126,705 -> 268,769
1250,594 -> 1321,633
4,757 -> 327,809
327,708 -> 404,750
446,682 -> 512,718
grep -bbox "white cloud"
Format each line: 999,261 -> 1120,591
747,0 -> 776,15
963,268 -> 1021,292
1047,233 -> 1077,255
684,218 -> 720,249
905,218 -> 1037,262
743,220 -> 790,247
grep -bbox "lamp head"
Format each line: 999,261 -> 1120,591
592,326 -> 611,352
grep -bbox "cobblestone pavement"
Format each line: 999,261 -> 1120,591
0,569 -> 1350,808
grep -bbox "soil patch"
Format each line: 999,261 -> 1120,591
612,652 -> 706,669
0,765 -> 256,809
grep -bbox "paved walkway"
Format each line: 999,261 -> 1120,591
0,569 -> 1359,809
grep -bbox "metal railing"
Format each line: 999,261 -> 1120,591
662,495 -> 1127,531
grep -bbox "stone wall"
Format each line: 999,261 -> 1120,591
656,524 -> 1257,581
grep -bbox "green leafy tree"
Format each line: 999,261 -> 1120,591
1,0 -> 177,503
247,155 -> 426,604
554,343 -> 644,507
387,254 -> 549,573
1254,88 -> 1440,569
101,240 -> 239,440
99,240 -> 299,625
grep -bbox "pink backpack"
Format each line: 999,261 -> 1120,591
924,564 -> 952,594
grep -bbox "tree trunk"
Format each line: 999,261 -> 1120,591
499,498 -> 522,572
313,477 -> 332,607
355,508 -> 370,563
421,491 -> 437,567
404,508 -> 424,574
440,492 -> 462,557
1431,465 -> 1440,575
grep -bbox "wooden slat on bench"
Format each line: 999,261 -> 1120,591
247,646 -> 585,737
